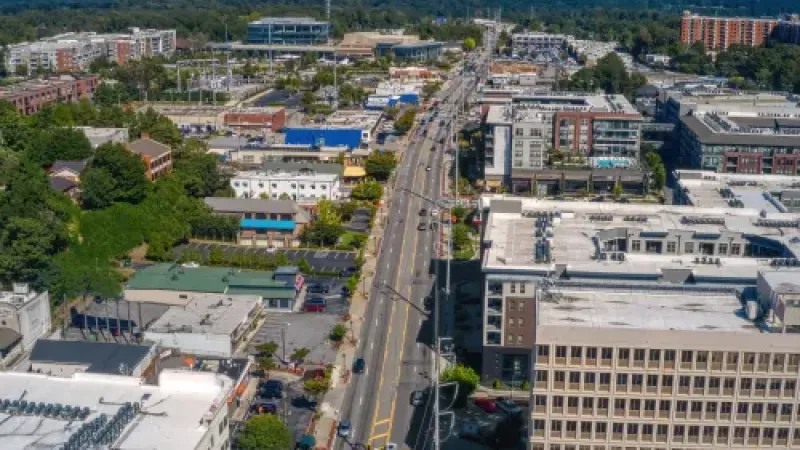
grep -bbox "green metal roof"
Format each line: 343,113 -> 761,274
126,263 -> 283,293
227,287 -> 296,299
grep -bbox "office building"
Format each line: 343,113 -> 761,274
27,340 -> 157,377
4,29 -> 176,74
672,169 -> 800,212
680,11 -> 778,50
337,32 -> 421,58
246,17 -> 330,46
230,162 -> 343,202
375,41 -> 442,61
483,92 -> 643,192
0,75 -> 100,115
775,16 -> 800,45
511,33 -> 567,54
480,196 -> 800,449
0,369 -> 233,450
0,284 -> 51,364
204,197 -> 310,247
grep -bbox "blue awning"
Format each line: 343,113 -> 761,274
240,219 -> 296,231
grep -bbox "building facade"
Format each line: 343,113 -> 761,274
204,197 -> 310,248
511,33 -> 567,55
680,11 -> 778,50
0,75 -> 100,115
230,163 -> 343,202
126,137 -> 173,181
0,284 -> 51,355
375,41 -> 443,61
246,17 -> 330,45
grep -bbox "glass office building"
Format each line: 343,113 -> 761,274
246,17 -> 330,45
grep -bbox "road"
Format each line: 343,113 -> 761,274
335,58 -> 482,450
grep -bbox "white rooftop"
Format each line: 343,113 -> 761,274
676,169 -> 800,211
233,170 -> 339,182
0,369 -> 232,450
146,293 -> 260,336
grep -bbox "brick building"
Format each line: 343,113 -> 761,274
680,11 -> 778,50
126,137 -> 173,181
0,75 -> 100,115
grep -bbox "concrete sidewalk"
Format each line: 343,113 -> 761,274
311,199 -> 388,449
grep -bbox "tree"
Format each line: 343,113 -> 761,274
383,106 -> 400,120
614,183 -> 623,198
463,37 -> 476,52
303,377 -> 330,400
440,364 -> 480,407
290,347 -> 311,362
394,110 -> 416,134
257,356 -> 276,372
81,143 -> 148,208
451,205 -> 467,222
236,414 -> 293,450
351,180 -> 383,202
301,91 -> 316,110
330,323 -> 347,341
26,127 -> 92,166
302,223 -> 344,247
452,223 -> 472,251
80,168 -> 117,209
297,257 -> 312,274
364,151 -> 397,181
316,199 -> 341,226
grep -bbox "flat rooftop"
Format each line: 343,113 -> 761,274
539,288 -> 755,333
146,293 -> 260,336
0,370 -> 232,450
249,16 -> 329,25
676,169 -> 800,211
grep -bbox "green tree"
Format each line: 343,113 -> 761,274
256,341 -> 279,356
316,199 -> 341,226
463,37 -> 476,51
330,323 -> 347,341
236,414 -> 292,450
303,377 -> 330,400
451,205 -> 467,222
290,347 -> 311,362
80,168 -> 117,209
26,127 -> 92,166
81,143 -> 148,208
351,180 -> 383,202
383,106 -> 400,120
364,151 -> 397,181
302,223 -> 344,247
297,257 -> 312,274
440,364 -> 480,408
452,222 -> 472,251
394,110 -> 416,134
301,91 -> 316,110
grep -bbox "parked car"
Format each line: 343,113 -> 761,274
419,208 -> 428,216
496,398 -> 522,416
250,400 -> 278,415
474,397 -> 497,413
353,357 -> 366,374
410,390 -> 425,406
339,267 -> 358,278
307,297 -> 327,306
259,380 -> 284,399
308,284 -> 330,294
337,420 -> 351,438
417,222 -> 428,231
303,303 -> 326,312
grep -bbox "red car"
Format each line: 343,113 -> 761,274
303,303 -> 326,312
474,398 -> 497,413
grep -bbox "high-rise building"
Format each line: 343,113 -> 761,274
480,195 -> 800,449
680,11 -> 778,50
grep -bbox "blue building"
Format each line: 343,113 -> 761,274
375,41 -> 443,61
365,93 -> 420,110
284,127 -> 362,149
246,17 -> 330,45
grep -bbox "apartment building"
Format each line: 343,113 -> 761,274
480,196 -> 800,449
483,93 -> 643,191
0,75 -> 100,115
775,16 -> 800,45
246,17 -> 330,46
126,137 -> 173,181
230,162 -> 343,203
512,33 -> 567,55
4,29 -> 176,74
680,11 -> 778,50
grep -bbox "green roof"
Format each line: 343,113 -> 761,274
227,287 -> 296,299
126,263 -> 285,293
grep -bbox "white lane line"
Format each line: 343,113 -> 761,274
375,318 -> 379,327
371,342 -> 375,350
360,396 -> 364,406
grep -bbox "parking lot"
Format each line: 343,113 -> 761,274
443,399 -> 530,450
176,243 -> 358,273
237,378 -> 316,446
247,276 -> 350,366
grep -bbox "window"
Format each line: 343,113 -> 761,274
626,423 -> 638,435
694,377 -> 706,389
721,402 -> 732,414
631,240 -> 641,251
649,349 -> 660,362
553,396 -> 564,407
629,399 -> 641,411
599,373 -> 611,385
537,345 -> 550,357
534,396 -> 547,407
659,400 -> 671,411
508,318 -> 515,327
618,349 -> 630,362
510,283 -> 516,294
662,375 -> 673,387
517,335 -> 523,344
507,334 -> 514,343
554,371 -> 565,382
685,242 -> 695,253
551,421 -> 562,432
520,283 -> 526,294
614,399 -> 626,410
568,397 -> 579,408
731,243 -> 741,255
667,241 -> 677,253
598,398 -> 609,409
571,347 -> 582,358
584,373 -> 596,384
709,377 -> 721,388
517,301 -> 524,312
679,376 -> 691,388
681,350 -> 694,363
634,349 -> 645,361
718,243 -> 728,255
632,374 -> 643,386
647,374 -> 659,387
741,378 -> 753,390
587,348 -> 597,359
569,372 -> 580,383
602,348 -> 613,360
664,350 -> 676,362
616,373 -> 628,387
556,346 -> 567,358
582,397 -> 594,409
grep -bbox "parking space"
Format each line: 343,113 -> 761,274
241,378 -> 315,444
176,243 -> 357,273
442,400 -> 530,450
248,311 -> 340,367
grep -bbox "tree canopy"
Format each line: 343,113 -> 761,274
393,110 -> 416,134
81,143 -> 149,209
236,414 -> 293,450
365,151 -> 397,182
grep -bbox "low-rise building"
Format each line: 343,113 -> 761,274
143,293 -> 262,358
204,197 -> 310,247
0,284 -> 51,365
337,32 -> 421,58
230,162 -> 343,202
645,54 -> 671,66
27,340 -> 157,377
0,369 -> 233,450
0,75 -> 99,115
511,32 -> 567,55
126,136 -> 173,181
375,41 -> 442,61
389,66 -> 442,82
246,17 -> 330,46
77,126 -> 129,148
124,263 -> 300,311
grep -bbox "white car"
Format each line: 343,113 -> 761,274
496,398 -> 522,416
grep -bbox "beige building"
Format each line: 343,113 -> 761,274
480,197 -> 800,449
337,32 -> 420,58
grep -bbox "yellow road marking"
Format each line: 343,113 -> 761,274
373,418 -> 391,426
369,432 -> 390,441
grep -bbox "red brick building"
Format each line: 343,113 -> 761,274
680,11 -> 778,50
223,107 -> 286,133
0,75 -> 100,116
126,136 -> 173,181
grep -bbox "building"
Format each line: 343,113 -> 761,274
224,107 -> 287,133
775,16 -> 800,45
511,33 -> 567,55
126,137 -> 173,181
672,170 -> 800,213
645,54 -> 671,66
27,340 -> 157,377
389,66 -> 442,82
375,41 -> 443,61
143,105 -> 286,133
337,32 -> 421,58
230,162 -> 343,202
77,126 -> 129,148
565,38 -> 632,68
204,197 -> 310,247
366,82 -> 421,110
49,158 -> 89,182
220,142 -> 347,165
143,293 -> 262,358
125,263 -> 300,311
680,11 -> 779,50
483,92 -> 643,192
0,369 -> 233,450
0,75 -> 100,115
246,17 -> 330,46
0,284 -> 51,365
4,28 -> 176,74
479,196 -> 800,449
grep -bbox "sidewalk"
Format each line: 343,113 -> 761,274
311,197 -> 388,449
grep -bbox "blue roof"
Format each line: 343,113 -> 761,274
240,219 -> 297,231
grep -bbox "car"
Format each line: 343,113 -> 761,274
337,420 -> 351,438
426,166 -> 431,171
417,223 -> 428,231
250,400 -> 278,415
307,296 -> 327,306
419,208 -> 428,216
410,390 -> 425,406
339,267 -> 358,278
307,283 -> 330,294
496,398 -> 522,416
304,303 -> 325,312
386,444 -> 398,450
430,208 -> 439,216
259,380 -> 284,399
474,397 -> 497,413
353,357 -> 365,373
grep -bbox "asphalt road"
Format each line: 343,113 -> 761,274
335,64 -> 480,450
